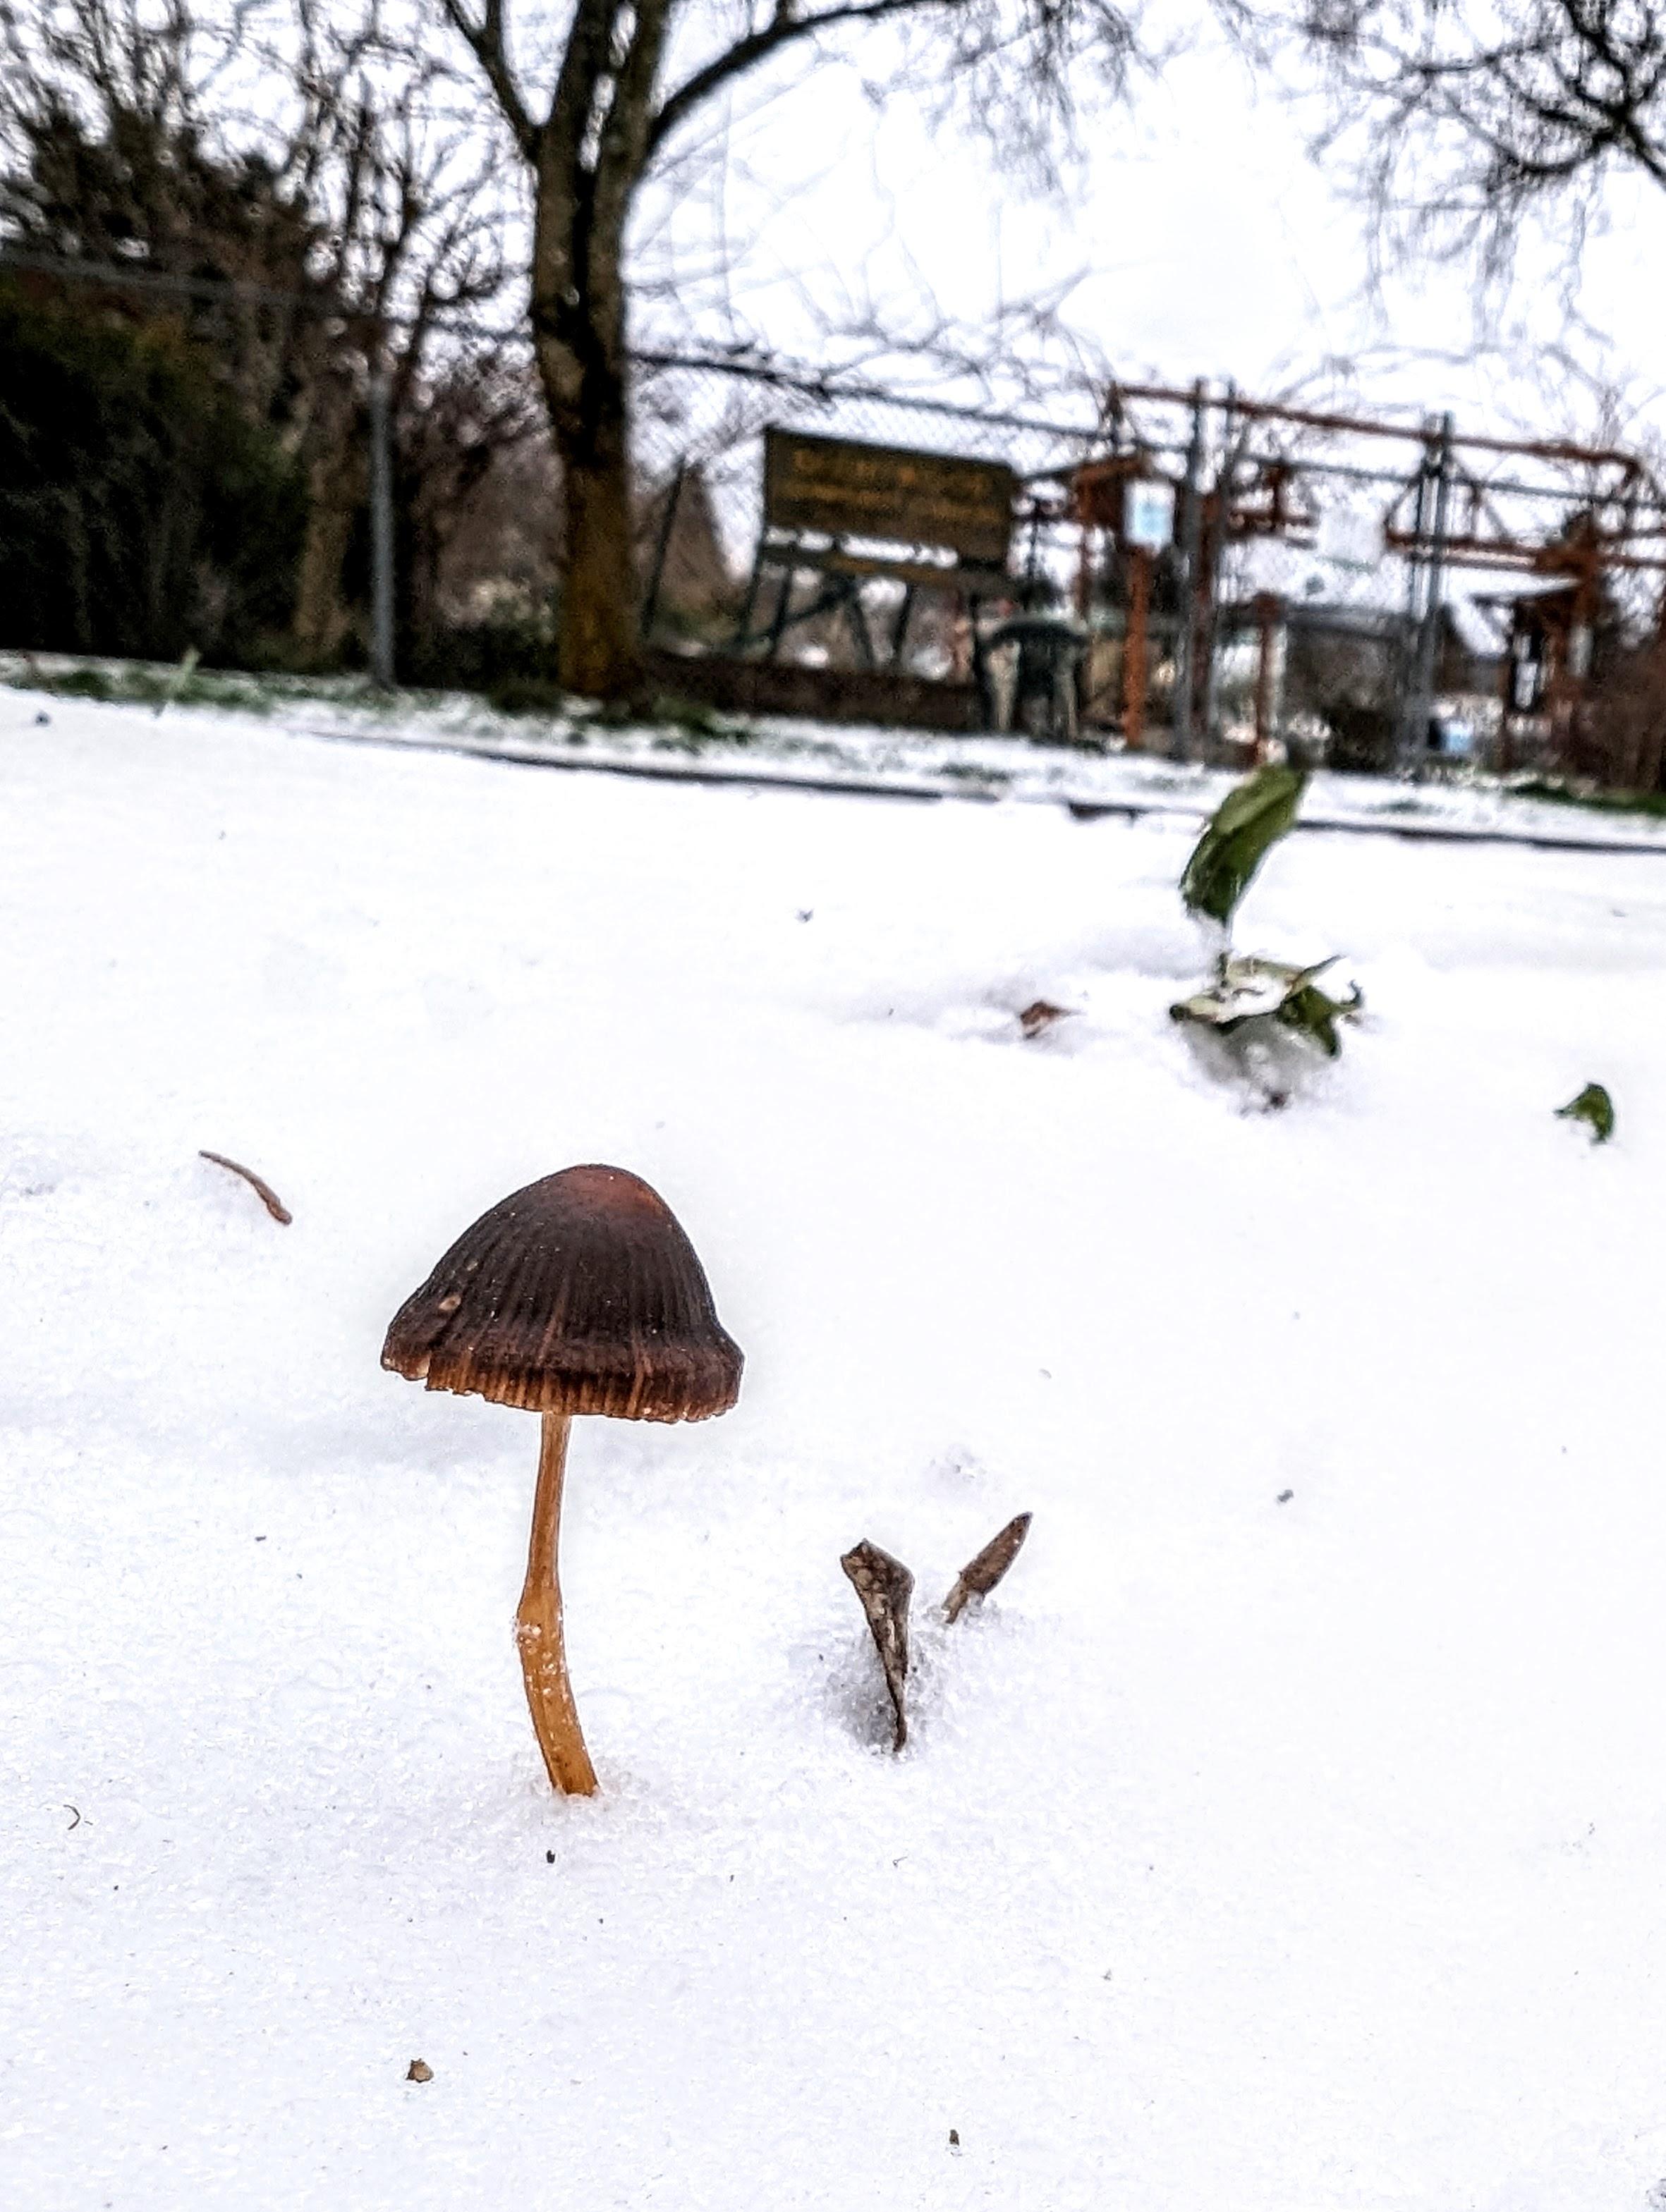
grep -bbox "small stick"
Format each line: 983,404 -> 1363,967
199,1150 -> 293,1225
840,1539 -> 914,1752
942,1513 -> 1033,1625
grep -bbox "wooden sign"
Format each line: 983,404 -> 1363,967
763,429 -> 1015,570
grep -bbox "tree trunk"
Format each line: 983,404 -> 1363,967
293,448 -> 362,666
290,367 -> 367,668
547,363 -> 639,700
531,159 -> 642,704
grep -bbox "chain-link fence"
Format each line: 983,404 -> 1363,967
630,350 -> 1103,699
8,240 -> 1666,780
630,350 -> 1666,780
633,349 -> 1103,556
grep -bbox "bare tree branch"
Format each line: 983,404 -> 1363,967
1294,0 -> 1666,291
648,0 -> 954,159
437,0 -> 539,157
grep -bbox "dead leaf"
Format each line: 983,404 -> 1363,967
942,1513 -> 1033,1623
840,1539 -> 915,1752
1019,999 -> 1077,1039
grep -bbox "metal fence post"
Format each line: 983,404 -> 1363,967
1201,381 -> 1238,756
368,367 -> 396,690
1172,377 -> 1207,762
1419,410 -> 1456,741
1394,442 -> 1429,764
1399,412 -> 1453,770
639,457 -> 686,641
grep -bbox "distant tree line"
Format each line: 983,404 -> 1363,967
14,0 -> 1666,724
0,0 -> 554,677
1,0 -> 1155,697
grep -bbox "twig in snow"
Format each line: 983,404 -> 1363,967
840,1539 -> 914,1752
199,1151 -> 293,1224
63,1804 -> 80,1831
942,1513 -> 1033,1625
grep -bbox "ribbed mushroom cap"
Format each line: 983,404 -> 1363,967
382,1165 -> 743,1421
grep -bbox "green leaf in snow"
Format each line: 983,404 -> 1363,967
1556,1083 -> 1615,1144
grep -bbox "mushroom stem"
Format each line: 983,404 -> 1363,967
516,1411 -> 598,1796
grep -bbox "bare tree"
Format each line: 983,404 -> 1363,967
0,0 -> 515,660
401,348 -> 549,642
1296,0 -> 1666,283
432,0 -> 1143,700
276,0 -> 514,656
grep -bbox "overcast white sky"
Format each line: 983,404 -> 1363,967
642,19 -> 1666,451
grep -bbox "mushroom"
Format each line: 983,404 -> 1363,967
382,1163 -> 743,1795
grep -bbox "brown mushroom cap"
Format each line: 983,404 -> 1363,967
381,1164 -> 743,1421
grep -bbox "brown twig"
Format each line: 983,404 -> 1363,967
199,1151 -> 293,1225
942,1513 -> 1033,1624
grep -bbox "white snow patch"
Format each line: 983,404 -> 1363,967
4,688 -> 1666,2210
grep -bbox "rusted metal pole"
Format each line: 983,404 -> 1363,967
1124,547 -> 1150,749
1201,382 -> 1238,757
1554,536 -> 1600,774
1100,377 -> 1634,470
1253,591 -> 1280,762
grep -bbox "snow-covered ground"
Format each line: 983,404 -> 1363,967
11,652 -> 1666,850
6,687 -> 1666,2211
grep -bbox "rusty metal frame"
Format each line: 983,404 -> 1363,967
1062,377 -> 1666,774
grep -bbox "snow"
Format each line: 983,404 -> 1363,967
13,653 -> 1666,851
5,685 -> 1666,2211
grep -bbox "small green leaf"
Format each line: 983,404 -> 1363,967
1180,766 -> 1308,929
1275,972 -> 1363,1059
1556,1083 -> 1615,1144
